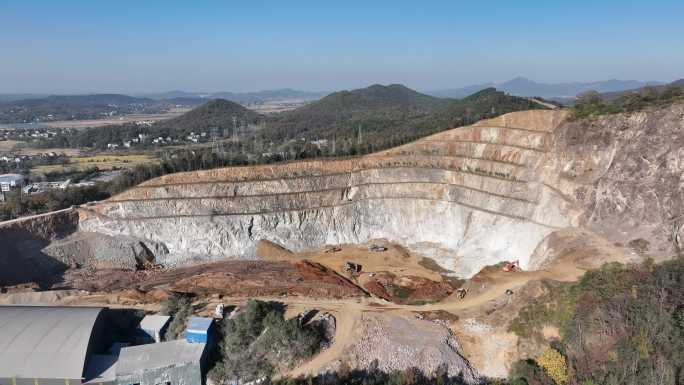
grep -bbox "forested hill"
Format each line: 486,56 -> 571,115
0,94 -> 159,123
155,99 -> 262,132
57,99 -> 263,149
308,83 -> 450,111
259,86 -> 543,152
260,84 -> 450,142
40,85 -> 544,153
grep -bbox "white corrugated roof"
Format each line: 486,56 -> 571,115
0,174 -> 24,183
139,315 -> 170,332
0,306 -> 104,380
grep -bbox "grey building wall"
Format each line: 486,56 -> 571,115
115,362 -> 202,385
1,377 -> 82,385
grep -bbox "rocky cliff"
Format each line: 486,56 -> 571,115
11,104 -> 679,279
549,104 -> 684,260
78,109 -> 574,277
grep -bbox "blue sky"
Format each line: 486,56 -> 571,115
1,0 -> 682,93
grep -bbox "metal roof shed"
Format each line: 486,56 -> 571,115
185,317 -> 213,344
0,174 -> 24,186
115,340 -> 206,385
0,306 -> 105,385
139,315 -> 171,343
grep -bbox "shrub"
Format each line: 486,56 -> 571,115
161,293 -> 194,340
211,300 -> 324,384
512,257 -> 684,385
536,348 -> 568,385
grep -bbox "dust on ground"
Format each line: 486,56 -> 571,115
1,226 -> 634,380
257,239 -> 445,282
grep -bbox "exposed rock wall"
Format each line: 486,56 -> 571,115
0,208 -> 168,286
547,104 -> 684,260
5,105 -> 681,281
43,232 -> 169,269
0,209 -> 78,286
72,105 -> 684,276
80,110 -> 574,276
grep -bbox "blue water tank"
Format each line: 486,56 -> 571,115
186,316 -> 213,343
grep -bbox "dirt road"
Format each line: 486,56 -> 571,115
279,261 -> 585,377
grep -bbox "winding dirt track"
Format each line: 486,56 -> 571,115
281,261 -> 584,377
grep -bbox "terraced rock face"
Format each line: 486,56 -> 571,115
80,110 -> 578,277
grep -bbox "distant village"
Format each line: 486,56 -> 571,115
0,126 -> 66,141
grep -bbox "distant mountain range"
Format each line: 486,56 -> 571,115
137,88 -> 327,104
0,94 -> 164,124
596,78 -> 684,102
429,77 -> 663,99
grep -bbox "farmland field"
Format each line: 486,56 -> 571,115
0,140 -> 21,153
43,108 -> 191,129
31,153 -> 156,174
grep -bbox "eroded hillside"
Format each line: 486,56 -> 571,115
2,105 -> 683,381
4,104 -> 682,282
73,110 -> 567,276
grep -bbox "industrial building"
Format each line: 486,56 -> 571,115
0,174 -> 24,189
0,306 -> 107,385
0,174 -> 25,201
138,315 -> 171,343
0,306 -> 214,385
115,340 -> 207,385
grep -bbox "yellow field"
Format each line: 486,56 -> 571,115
0,140 -> 22,153
32,154 -> 156,174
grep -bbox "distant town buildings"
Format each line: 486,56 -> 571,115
0,173 -> 25,201
310,139 -> 329,149
0,152 -> 63,165
0,173 -> 24,192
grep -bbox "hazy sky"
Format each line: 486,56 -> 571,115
1,0 -> 683,94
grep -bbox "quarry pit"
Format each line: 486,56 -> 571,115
2,105 -> 683,379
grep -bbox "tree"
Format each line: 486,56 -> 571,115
575,90 -> 602,106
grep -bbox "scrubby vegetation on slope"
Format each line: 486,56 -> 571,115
209,300 -> 325,384
572,83 -> 684,119
161,292 -> 195,340
509,257 -> 684,385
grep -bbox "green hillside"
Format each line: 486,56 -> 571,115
260,86 -> 543,155
156,98 -> 262,132
262,84 -> 449,140
50,99 -> 261,149
40,85 -> 543,155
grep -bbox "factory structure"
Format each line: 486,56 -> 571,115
0,174 -> 25,201
0,306 -> 215,385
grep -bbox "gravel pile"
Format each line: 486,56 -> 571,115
344,313 -> 480,383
